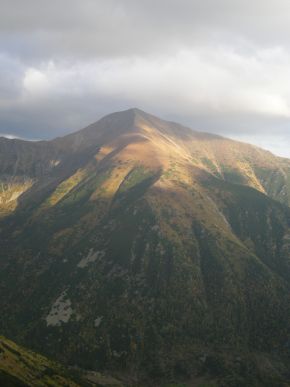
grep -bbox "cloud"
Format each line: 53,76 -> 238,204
1,0 -> 290,59
0,0 -> 290,156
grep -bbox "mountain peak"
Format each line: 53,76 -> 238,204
99,107 -> 157,125
1,107 -> 290,385
123,107 -> 147,115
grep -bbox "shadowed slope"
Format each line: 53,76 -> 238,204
0,109 -> 290,385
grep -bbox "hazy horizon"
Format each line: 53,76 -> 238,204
0,106 -> 288,159
1,0 -> 290,157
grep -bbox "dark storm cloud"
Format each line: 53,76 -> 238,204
0,0 -> 290,156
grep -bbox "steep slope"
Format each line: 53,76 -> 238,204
0,335 -> 81,386
0,109 -> 290,385
0,336 -> 124,387
1,108 -> 290,218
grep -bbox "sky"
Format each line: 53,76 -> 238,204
1,0 -> 290,157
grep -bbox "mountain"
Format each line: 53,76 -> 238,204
0,335 -> 80,386
0,335 -> 123,387
0,108 -> 290,386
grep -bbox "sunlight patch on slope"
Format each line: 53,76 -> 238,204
0,179 -> 34,217
41,168 -> 87,209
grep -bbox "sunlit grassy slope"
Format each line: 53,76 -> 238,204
0,336 -> 81,386
0,109 -> 290,385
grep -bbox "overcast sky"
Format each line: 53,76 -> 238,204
1,0 -> 290,156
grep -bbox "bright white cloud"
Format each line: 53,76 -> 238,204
1,1 -> 290,157
15,47 -> 290,118
23,68 -> 50,94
